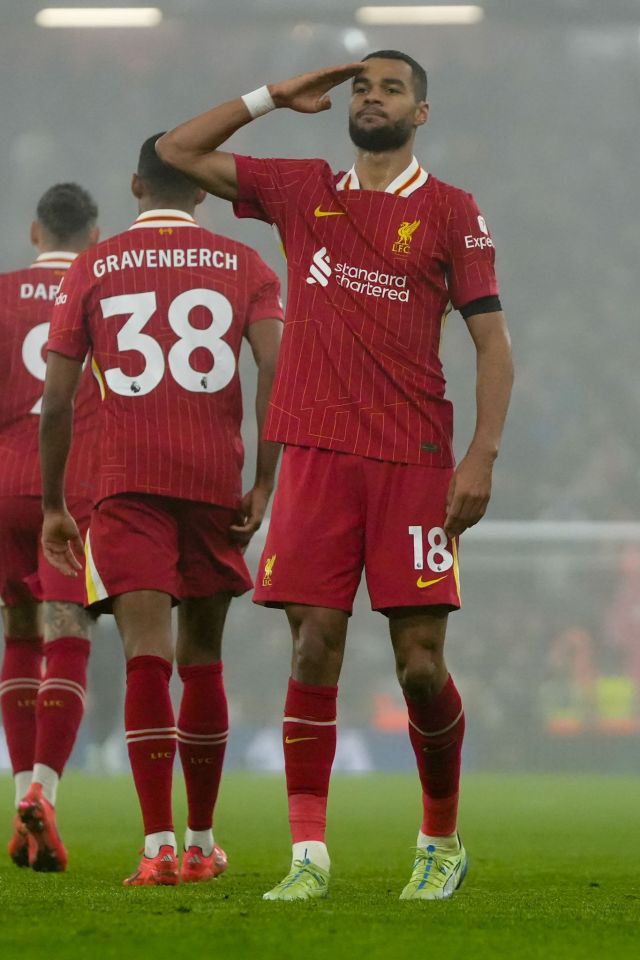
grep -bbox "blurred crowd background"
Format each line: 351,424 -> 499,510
1,0 -> 639,774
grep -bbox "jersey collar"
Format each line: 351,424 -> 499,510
30,251 -> 78,269
336,156 -> 428,197
129,209 -> 197,230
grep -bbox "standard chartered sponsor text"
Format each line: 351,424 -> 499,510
93,248 -> 238,278
334,262 -> 409,302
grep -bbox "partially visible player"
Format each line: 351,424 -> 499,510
40,135 -> 283,886
157,52 -> 514,901
0,184 -> 99,871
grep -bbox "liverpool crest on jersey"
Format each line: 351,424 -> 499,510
392,220 -> 421,255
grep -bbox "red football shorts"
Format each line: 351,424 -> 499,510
0,495 -> 91,607
253,446 -> 461,614
84,494 -> 253,613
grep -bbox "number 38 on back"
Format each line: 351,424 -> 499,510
100,288 -> 236,397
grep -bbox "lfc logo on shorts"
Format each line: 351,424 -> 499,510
262,553 -> 277,587
392,219 -> 421,255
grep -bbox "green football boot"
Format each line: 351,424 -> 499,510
263,858 -> 330,901
399,837 -> 468,901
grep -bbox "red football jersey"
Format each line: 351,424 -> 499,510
48,210 -> 283,507
234,155 -> 500,466
0,252 -> 97,499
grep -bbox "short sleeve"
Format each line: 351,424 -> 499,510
246,253 -> 284,326
446,191 -> 500,311
47,255 -> 92,361
233,155 -> 323,230
233,154 -> 275,223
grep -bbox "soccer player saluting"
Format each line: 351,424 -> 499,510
40,135 -> 283,886
158,51 -> 514,900
0,184 -> 99,872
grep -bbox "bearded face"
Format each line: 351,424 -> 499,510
348,113 -> 415,153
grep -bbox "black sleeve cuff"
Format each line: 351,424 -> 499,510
459,295 -> 502,319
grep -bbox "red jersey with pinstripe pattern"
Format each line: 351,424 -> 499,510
0,253 -> 98,498
47,211 -> 283,508
234,155 -> 499,466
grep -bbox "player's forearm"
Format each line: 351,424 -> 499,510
254,365 -> 281,490
467,335 -> 514,461
158,99 -> 252,162
39,402 -> 73,512
156,100 -> 254,199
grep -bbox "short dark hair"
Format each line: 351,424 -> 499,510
36,183 -> 98,242
362,50 -> 428,101
137,132 -> 199,202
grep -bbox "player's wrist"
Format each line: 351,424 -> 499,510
254,477 -> 274,495
42,499 -> 67,515
466,441 -> 499,464
241,85 -> 277,119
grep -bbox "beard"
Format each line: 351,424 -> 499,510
348,114 -> 414,152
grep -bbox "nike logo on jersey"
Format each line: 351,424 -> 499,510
284,736 -> 318,744
314,206 -> 346,218
416,575 -> 447,589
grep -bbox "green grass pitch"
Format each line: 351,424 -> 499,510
0,772 -> 638,960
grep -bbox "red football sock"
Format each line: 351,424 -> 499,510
177,661 -> 228,832
0,636 -> 43,775
125,655 -> 176,835
283,677 -> 337,843
405,675 -> 465,836
34,636 -> 90,776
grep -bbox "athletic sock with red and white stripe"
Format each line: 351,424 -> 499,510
33,636 -> 90,802
125,655 -> 176,849
0,636 -> 43,805
283,677 -> 337,867
404,674 -> 465,837
177,661 -> 228,847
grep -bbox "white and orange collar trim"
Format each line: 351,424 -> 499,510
336,156 -> 428,197
129,209 -> 197,230
30,251 -> 78,269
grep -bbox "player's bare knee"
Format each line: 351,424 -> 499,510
287,605 -> 347,678
291,625 -> 345,684
397,651 -> 446,702
43,600 -> 93,641
176,632 -> 222,666
123,636 -> 174,662
176,595 -> 229,664
2,601 -> 41,638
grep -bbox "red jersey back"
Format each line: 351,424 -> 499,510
0,252 -> 97,498
47,210 -> 283,507
234,155 -> 500,466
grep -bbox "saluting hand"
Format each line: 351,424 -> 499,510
42,509 -> 84,577
444,451 -> 494,539
269,62 -> 364,114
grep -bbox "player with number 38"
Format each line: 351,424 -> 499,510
39,135 -> 283,886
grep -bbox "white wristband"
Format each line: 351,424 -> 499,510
241,85 -> 276,120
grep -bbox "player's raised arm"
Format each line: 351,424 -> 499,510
444,309 -> 514,539
155,63 -> 364,201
